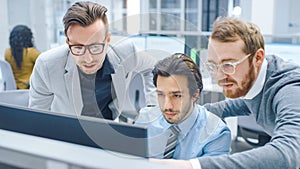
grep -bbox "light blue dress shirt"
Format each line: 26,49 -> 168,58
135,104 -> 231,159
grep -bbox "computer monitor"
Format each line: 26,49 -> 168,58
0,103 -> 148,157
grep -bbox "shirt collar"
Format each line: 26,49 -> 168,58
77,66 -> 96,80
177,104 -> 198,138
160,103 -> 198,138
244,58 -> 268,99
96,56 -> 115,78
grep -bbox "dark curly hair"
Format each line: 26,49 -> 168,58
9,25 -> 34,68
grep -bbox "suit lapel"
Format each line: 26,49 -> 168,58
111,64 -> 126,114
107,45 -> 129,119
64,52 -> 83,116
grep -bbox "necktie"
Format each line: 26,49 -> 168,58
163,125 -> 180,159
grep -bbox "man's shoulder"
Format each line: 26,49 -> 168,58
38,45 -> 69,61
110,38 -> 134,50
266,55 -> 300,73
34,45 -> 71,73
27,47 -> 40,53
196,104 -> 227,131
107,38 -> 135,61
265,55 -> 300,88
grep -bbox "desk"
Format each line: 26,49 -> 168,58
0,129 -> 176,169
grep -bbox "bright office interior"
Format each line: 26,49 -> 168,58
0,0 -> 300,168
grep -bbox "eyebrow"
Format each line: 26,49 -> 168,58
68,37 -> 106,46
68,40 -> 84,46
156,90 -> 183,94
207,57 -> 238,63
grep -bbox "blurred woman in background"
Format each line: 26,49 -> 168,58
5,25 -> 40,89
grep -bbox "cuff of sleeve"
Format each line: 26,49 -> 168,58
189,158 -> 201,169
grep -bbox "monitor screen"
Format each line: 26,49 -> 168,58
0,103 -> 148,157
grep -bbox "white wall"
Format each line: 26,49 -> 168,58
287,0 -> 300,34
250,0 -> 274,35
239,0 -> 252,21
127,0 -> 140,35
0,0 -> 9,60
273,0 -> 300,35
3,0 -> 55,52
241,0 -> 300,36
273,0 -> 290,34
7,0 -> 31,26
30,0 -> 49,52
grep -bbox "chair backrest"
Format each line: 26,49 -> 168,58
0,89 -> 29,107
237,114 -> 271,146
199,90 -> 225,104
121,73 -> 146,121
0,60 -> 17,90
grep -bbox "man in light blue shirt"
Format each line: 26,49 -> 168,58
135,53 -> 231,160
150,16 -> 300,169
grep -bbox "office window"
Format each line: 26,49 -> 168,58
161,0 -> 181,8
202,0 -> 228,31
110,0 -> 128,34
185,0 -> 198,31
160,0 -> 181,31
149,13 -> 157,31
123,0 -> 127,8
161,13 -> 180,31
149,0 -> 157,8
141,0 -> 229,34
234,0 -> 240,7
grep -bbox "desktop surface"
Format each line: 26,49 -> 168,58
0,103 -> 148,157
0,129 -> 177,169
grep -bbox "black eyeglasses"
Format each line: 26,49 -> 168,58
205,53 -> 252,75
69,43 -> 106,56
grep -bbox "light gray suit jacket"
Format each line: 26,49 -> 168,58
29,39 -> 157,120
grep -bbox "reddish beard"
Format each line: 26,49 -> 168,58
219,64 -> 256,98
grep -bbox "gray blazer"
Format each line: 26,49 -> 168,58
29,39 -> 157,119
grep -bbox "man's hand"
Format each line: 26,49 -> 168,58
149,158 -> 193,169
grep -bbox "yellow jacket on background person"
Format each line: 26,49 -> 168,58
5,47 -> 40,89
5,25 -> 40,89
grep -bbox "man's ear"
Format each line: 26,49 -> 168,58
192,89 -> 200,102
106,32 -> 111,43
66,36 -> 69,45
254,48 -> 265,67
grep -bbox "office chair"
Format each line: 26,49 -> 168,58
0,89 -> 29,107
120,73 -> 146,122
199,90 -> 271,147
198,90 -> 225,105
237,114 -> 271,146
0,60 -> 17,90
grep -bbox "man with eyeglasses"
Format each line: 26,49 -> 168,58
150,17 -> 300,169
29,1 -> 157,121
205,53 -> 253,98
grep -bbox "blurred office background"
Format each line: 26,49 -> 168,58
2,0 -> 300,88
1,0 -> 300,59
0,1 -> 300,167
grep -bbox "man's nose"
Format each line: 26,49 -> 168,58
213,67 -> 227,81
164,96 -> 173,110
84,52 -> 93,63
